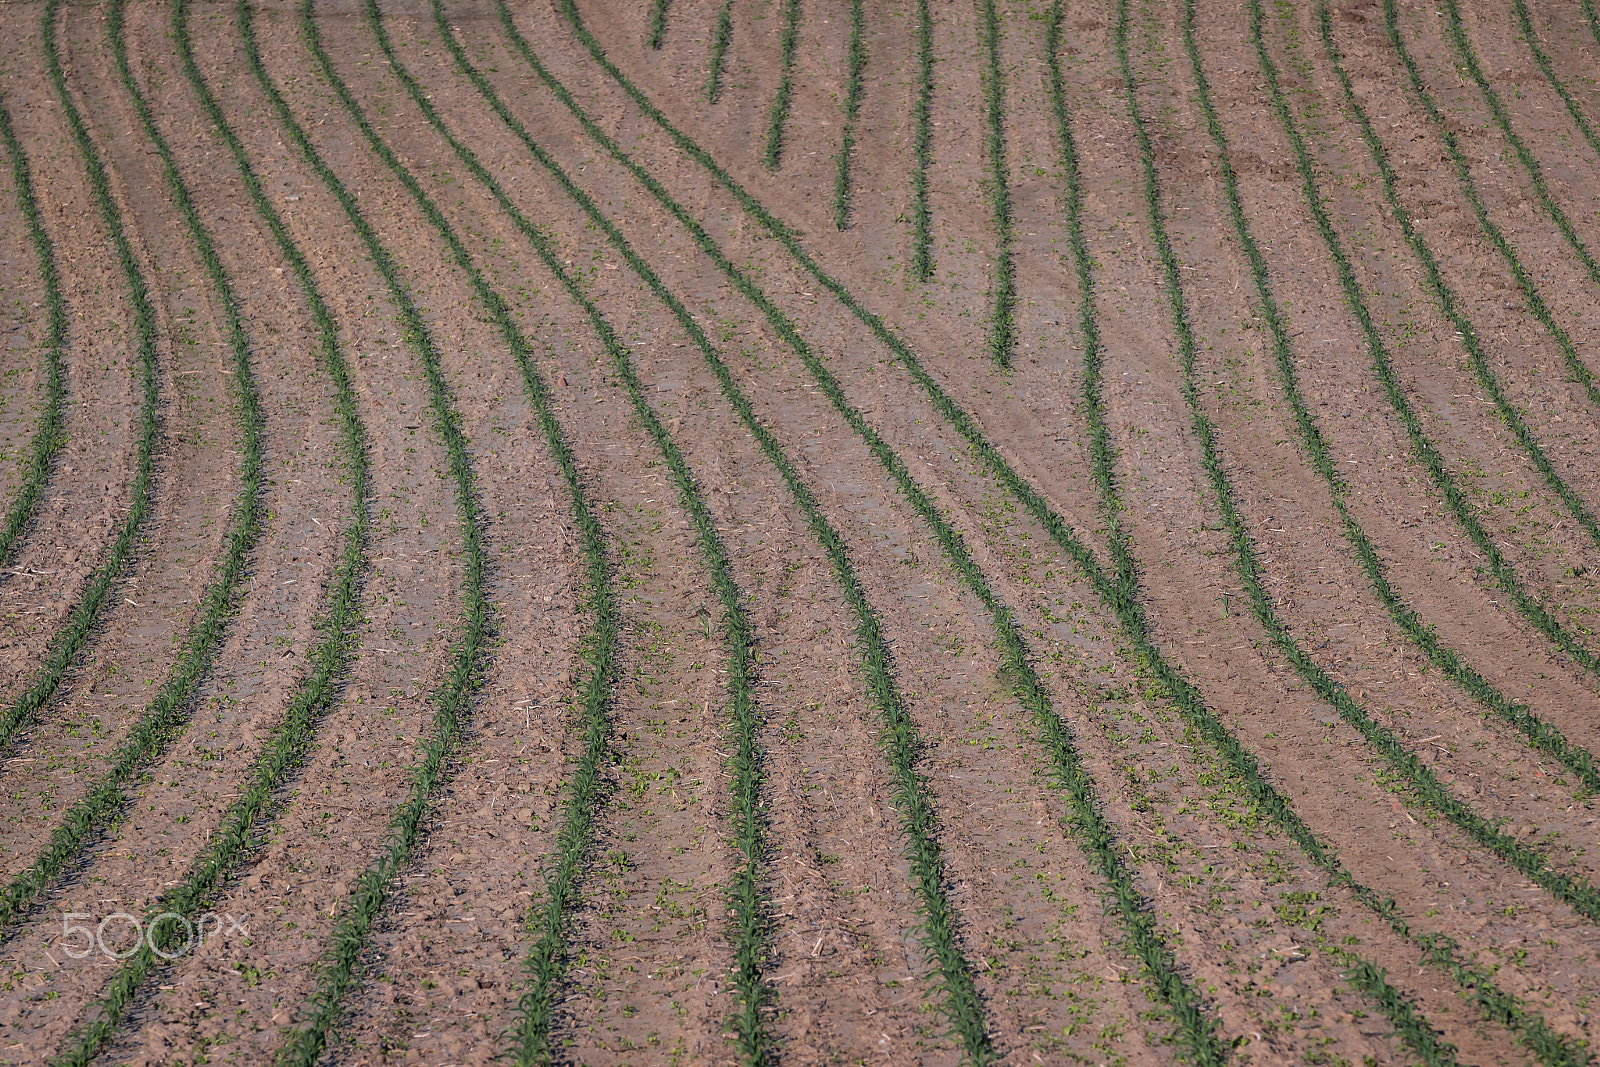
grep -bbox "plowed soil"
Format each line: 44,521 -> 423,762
4,0 -> 1600,1064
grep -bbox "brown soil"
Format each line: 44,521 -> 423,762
3,0 -> 1600,1062
0,103 -> 40,515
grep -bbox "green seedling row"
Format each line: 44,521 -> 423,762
832,0 -> 866,230
255,1 -> 493,1060
0,0 -> 164,757
909,0 -> 934,279
649,0 -> 667,48
520,1 -> 1240,1058
361,1 -> 772,1058
978,0 -> 1015,366
48,0 -> 375,1057
546,4 -> 1592,1062
764,0 -> 801,168
0,54 -> 66,571
1,0 -> 267,936
707,0 -> 734,101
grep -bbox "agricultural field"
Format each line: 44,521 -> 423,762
1,0 -> 1600,1062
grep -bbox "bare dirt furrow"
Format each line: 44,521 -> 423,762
0,0 -> 359,1052
0,6 -> 147,725
374,12 -> 1260,1062
464,4 -> 1465,1062
82,5 -> 497,1060
1323,1 -> 1600,645
337,14 -> 1139,1062
528,0 -> 1600,1062
0,0 -> 245,879
1105,0 -> 1600,1049
0,93 -> 25,343
0,95 -> 39,516
297,13 -> 734,1061
1164,0 -> 1600,886
1246,0 -> 1600,781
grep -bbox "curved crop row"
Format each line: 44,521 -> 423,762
46,0 -> 375,1058
1435,0 -> 1600,310
485,2 -> 1003,1059
1510,1 -> 1600,208
356,1 -> 769,1058
977,0 -> 1014,366
1297,0 -> 1600,683
1252,4 -> 1600,1057
0,0 -> 162,757
1234,0 -> 1600,796
0,0 -> 268,935
832,0 -> 865,230
1116,5 -> 1457,1061
763,0 -> 800,169
1380,0 -> 1600,565
247,2 -> 493,1061
1366,0 -> 1600,422
0,68 -> 66,570
1063,4 -> 1458,1059
1139,0 -> 1599,1056
1379,0 -> 1600,454
908,0 -> 933,279
1143,0 -> 1600,958
545,4 -> 1592,1062
503,2 -> 1235,1059
1048,7 -> 1130,594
